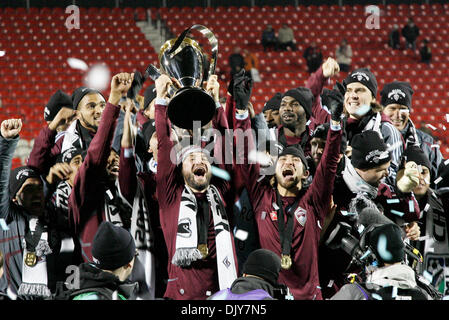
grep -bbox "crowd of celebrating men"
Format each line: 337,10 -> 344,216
0,51 -> 448,301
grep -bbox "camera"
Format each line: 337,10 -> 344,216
324,221 -> 378,269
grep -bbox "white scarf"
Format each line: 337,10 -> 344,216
103,180 -> 125,227
173,185 -> 237,290
363,112 -> 383,138
61,120 -> 82,154
342,157 -> 380,214
129,179 -> 155,299
18,218 -> 52,298
54,180 -> 71,211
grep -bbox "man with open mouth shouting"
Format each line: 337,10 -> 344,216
154,74 -> 238,300
236,83 -> 344,300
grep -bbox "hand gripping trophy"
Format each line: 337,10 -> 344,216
145,25 -> 218,130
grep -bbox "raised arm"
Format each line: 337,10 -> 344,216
155,75 -> 180,205
27,108 -> 76,175
0,119 -> 22,219
69,73 -> 132,229
304,96 -> 343,222
119,98 -> 139,205
305,58 -> 339,125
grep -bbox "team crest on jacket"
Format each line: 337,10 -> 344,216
294,206 -> 307,226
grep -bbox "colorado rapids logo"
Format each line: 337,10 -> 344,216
388,89 -> 406,102
351,72 -> 370,82
294,206 -> 307,226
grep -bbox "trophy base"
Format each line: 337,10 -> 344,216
167,87 -> 217,130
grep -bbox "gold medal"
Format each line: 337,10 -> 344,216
197,244 -> 209,259
25,252 -> 37,267
281,254 -> 292,270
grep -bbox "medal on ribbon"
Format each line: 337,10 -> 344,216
25,251 -> 37,267
198,244 -> 209,259
281,254 -> 292,270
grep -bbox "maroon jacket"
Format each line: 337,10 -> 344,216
306,66 -> 332,133
68,102 -> 121,262
155,100 -> 237,300
236,113 -> 342,300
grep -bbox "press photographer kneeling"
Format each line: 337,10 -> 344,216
329,221 -> 431,300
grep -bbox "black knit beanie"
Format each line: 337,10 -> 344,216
400,145 -> 431,175
9,166 -> 41,200
92,221 -> 136,271
368,224 -> 404,264
311,122 -> 348,154
242,249 -> 281,286
282,87 -> 314,120
351,130 -> 391,169
58,147 -> 87,164
71,86 -> 105,110
142,119 -> 156,149
380,81 -> 414,109
143,84 -> 157,111
344,68 -> 378,98
263,92 -> 282,112
278,144 -> 309,170
44,90 -> 73,121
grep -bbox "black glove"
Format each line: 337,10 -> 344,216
233,69 -> 253,110
321,88 -> 344,122
127,70 -> 145,101
333,81 -> 346,97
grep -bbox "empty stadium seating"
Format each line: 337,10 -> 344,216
0,4 -> 448,167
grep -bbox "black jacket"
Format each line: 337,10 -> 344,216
64,263 -> 138,300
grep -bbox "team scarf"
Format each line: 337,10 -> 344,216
342,156 -> 380,214
173,185 -> 237,290
128,177 -> 156,299
401,120 -> 420,148
17,218 -> 52,298
53,180 -> 71,211
103,180 -> 126,227
61,120 -> 82,154
420,192 -> 449,294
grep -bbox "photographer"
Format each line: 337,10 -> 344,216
208,249 -> 291,300
330,223 -> 430,300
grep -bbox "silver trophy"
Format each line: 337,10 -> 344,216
145,25 -> 218,130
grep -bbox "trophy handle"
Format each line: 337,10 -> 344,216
167,24 -> 218,81
144,64 -> 177,97
144,64 -> 162,81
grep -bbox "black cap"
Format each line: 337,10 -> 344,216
278,144 -> 309,170
282,87 -> 314,120
351,130 -> 391,169
311,122 -> 347,154
71,87 -> 105,110
9,166 -> 41,200
262,92 -> 282,112
368,224 -> 404,264
242,249 -> 281,286
44,90 -> 73,121
92,222 -> 136,271
58,147 -> 87,164
142,119 -> 156,149
401,145 -> 431,172
344,68 -> 378,98
380,81 -> 414,109
143,84 -> 157,111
